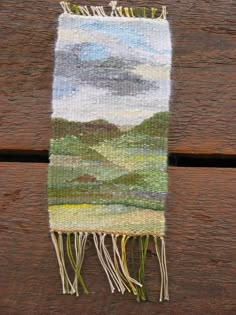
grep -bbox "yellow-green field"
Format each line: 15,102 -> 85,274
49,204 -> 165,235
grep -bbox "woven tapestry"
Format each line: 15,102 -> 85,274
48,1 -> 171,302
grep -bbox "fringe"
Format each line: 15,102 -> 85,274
51,231 -> 169,302
60,2 -> 168,20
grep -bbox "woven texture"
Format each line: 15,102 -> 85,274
48,13 -> 171,236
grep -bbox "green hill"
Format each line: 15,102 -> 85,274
52,118 -> 122,145
50,135 -> 107,160
98,132 -> 167,150
129,112 -> 170,137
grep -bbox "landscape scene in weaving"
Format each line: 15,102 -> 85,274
48,17 -> 171,230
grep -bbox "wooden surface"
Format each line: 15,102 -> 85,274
0,0 -> 236,153
1,0 -> 236,314
1,164 -> 236,315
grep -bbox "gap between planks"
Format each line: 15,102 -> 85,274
0,149 -> 236,167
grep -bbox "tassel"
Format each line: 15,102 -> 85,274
58,232 -> 75,294
93,233 -> 116,293
66,233 -> 89,295
136,235 -> 149,301
112,235 -> 131,292
72,232 -> 89,296
119,235 -> 142,294
154,235 -> 169,301
100,234 -> 126,293
116,6 -> 124,17
129,7 -> 135,18
59,2 -> 167,20
124,7 -> 131,18
151,7 -> 158,19
109,0 -> 118,17
51,232 -> 66,294
159,6 -> 167,20
51,232 -> 168,301
161,237 -> 169,300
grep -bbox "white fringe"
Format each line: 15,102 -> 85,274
93,232 -> 116,292
159,6 -> 167,20
100,234 -> 126,293
79,6 -> 90,16
154,235 -> 169,301
51,231 -> 169,301
51,232 -> 66,293
161,237 -> 169,300
59,2 -> 168,20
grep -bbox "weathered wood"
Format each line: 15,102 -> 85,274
1,163 -> 236,314
1,0 -> 236,313
0,0 -> 236,153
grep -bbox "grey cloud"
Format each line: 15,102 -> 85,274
55,44 -> 159,96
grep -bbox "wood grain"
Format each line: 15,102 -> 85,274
0,0 -> 236,154
1,163 -> 236,314
1,1 -> 236,313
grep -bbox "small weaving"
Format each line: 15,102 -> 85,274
48,2 -> 171,302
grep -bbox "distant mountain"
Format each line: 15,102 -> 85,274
129,112 -> 170,137
52,118 -> 122,145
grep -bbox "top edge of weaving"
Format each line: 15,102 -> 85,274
59,12 -> 169,24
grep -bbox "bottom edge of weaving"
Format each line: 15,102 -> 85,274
50,231 -> 169,302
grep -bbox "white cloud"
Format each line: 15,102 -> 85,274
52,84 -> 170,125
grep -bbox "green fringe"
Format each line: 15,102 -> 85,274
66,233 -> 88,294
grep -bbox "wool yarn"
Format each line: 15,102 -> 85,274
48,2 -> 171,302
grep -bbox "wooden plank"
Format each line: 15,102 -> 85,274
1,163 -> 236,314
0,0 -> 236,153
169,65 -> 236,154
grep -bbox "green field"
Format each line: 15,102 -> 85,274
48,113 -> 168,211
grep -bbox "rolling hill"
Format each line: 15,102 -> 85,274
129,111 -> 170,137
52,118 -> 122,145
48,112 -> 168,210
